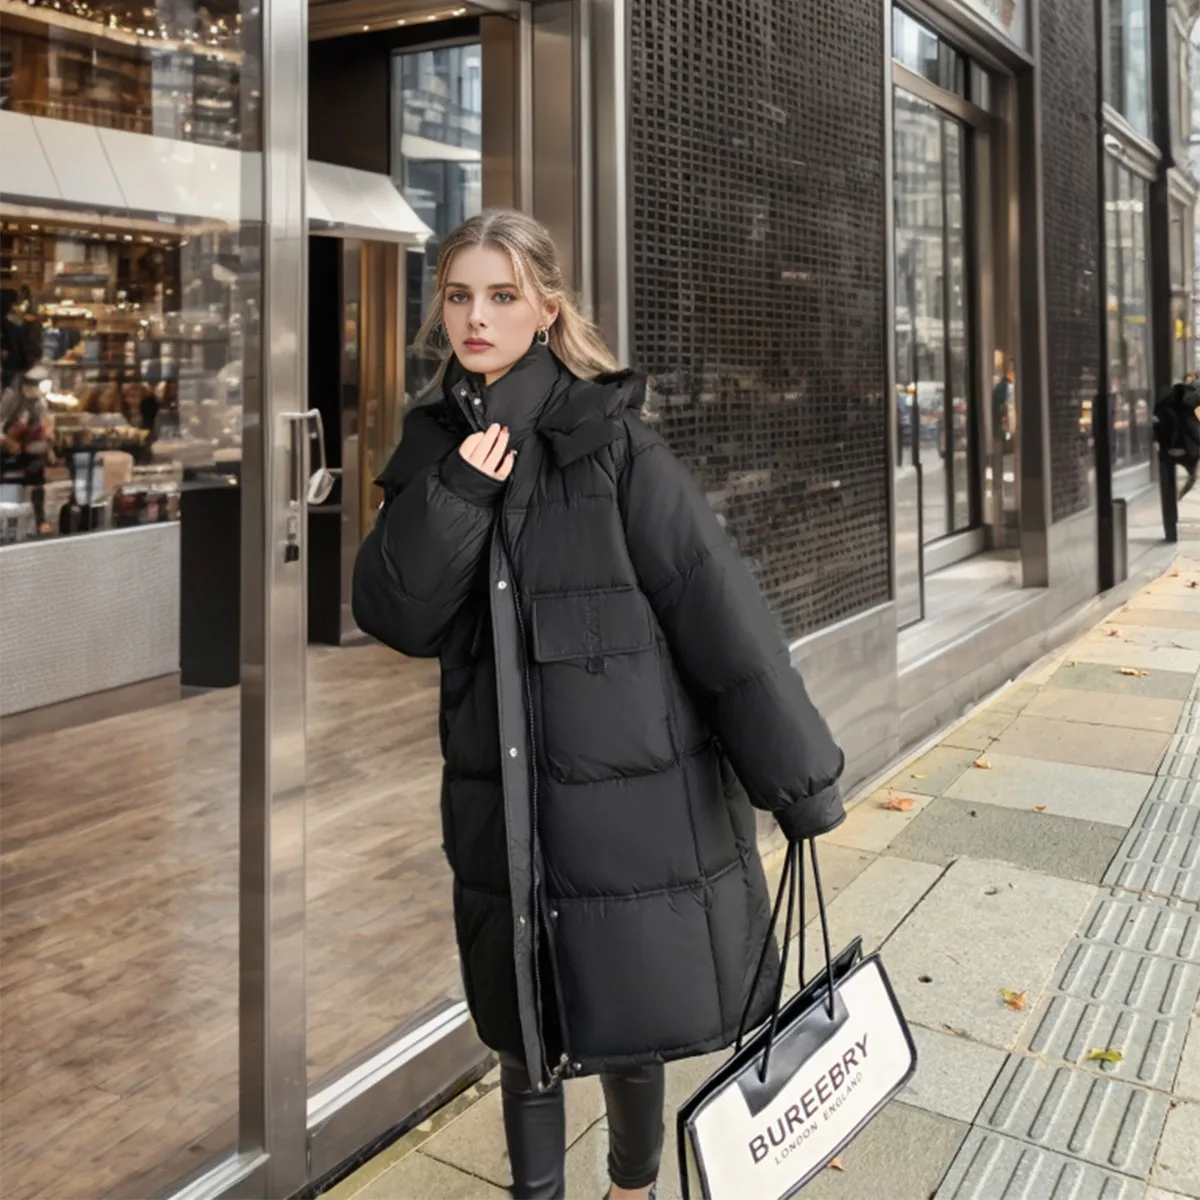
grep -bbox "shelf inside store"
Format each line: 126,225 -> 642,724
0,0 -> 243,64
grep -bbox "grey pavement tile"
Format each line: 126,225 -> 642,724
1115,606 -> 1200,630
780,1102 -> 968,1200
790,855 -> 943,981
1160,751 -> 1200,781
987,683 -> 1043,715
1153,1101 -> 1200,1198
769,843 -> 876,952
1023,991 -> 1193,1091
1143,778 -> 1200,809
977,1056 -> 1170,1178
1146,1189 -> 1195,1200
1069,639 -> 1200,675
1048,660 -> 1196,701
899,1025 -> 1007,1123
988,714 -> 1170,775
885,745 -> 982,796
360,1152 -> 508,1200
1022,686 -> 1185,735
1177,1016 -> 1200,1103
1081,893 -> 1200,960
824,788 -> 934,854
888,797 -> 1125,885
420,1073 -> 605,1186
1098,626 -> 1200,651
937,1128 -> 1144,1199
1052,939 -> 1200,1016
1123,593 -> 1200,614
942,709 -> 1019,752
882,859 -> 1097,1051
944,753 -> 1154,827
1105,824 -> 1200,903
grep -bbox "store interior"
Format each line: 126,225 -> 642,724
1,4 -> 489,1197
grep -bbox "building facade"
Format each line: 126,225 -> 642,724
0,1 -> 1197,1198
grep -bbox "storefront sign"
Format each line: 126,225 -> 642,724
960,0 -> 1027,50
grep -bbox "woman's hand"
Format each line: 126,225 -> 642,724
459,423 -> 515,481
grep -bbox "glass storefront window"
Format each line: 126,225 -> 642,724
1106,0 -> 1151,135
390,42 -> 482,399
1105,154 -> 1154,471
893,9 -> 965,96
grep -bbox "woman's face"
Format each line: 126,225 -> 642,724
441,245 -> 558,385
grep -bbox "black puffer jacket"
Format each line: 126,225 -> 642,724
352,345 -> 845,1087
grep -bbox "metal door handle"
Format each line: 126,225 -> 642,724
282,409 -> 335,564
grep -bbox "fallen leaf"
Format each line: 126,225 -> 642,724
1107,628 -> 1121,637
1033,805 -> 1047,813
882,795 -> 916,812
973,758 -> 993,770
829,1158 -> 845,1172
1086,1048 -> 1124,1065
984,886 -> 999,895
1065,660 -> 1078,668
911,773 -> 928,780
1000,988 -> 1028,1011
1190,580 -> 1199,589
1119,668 -> 1149,677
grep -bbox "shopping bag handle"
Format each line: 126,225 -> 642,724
735,839 -> 837,1083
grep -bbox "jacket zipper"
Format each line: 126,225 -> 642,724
457,375 -> 564,1088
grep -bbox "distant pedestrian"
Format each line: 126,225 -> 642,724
1154,372 -> 1200,541
352,209 -> 845,1200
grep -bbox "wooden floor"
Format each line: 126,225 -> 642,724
0,645 -> 460,1200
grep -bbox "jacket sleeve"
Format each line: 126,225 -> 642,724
351,410 -> 503,658
619,420 -> 846,839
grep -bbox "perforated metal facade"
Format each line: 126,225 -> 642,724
628,0 -> 890,640
1040,0 -> 1100,522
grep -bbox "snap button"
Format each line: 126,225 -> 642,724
509,747 -> 519,758
472,397 -> 482,407
497,580 -> 508,590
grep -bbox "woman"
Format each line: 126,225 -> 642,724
352,209 -> 845,1200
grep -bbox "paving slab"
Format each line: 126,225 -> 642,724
1095,626 -> 1200,652
769,842 -> 876,952
888,796 -> 1125,885
977,1055 -> 1170,1178
988,714 -> 1170,775
886,744 -> 981,796
1021,686 -> 1185,734
1177,1016 -> 1200,1102
941,708 -> 1018,752
419,1073 -> 606,1186
1023,990 -> 1193,1091
1121,593 -> 1200,614
937,1127 -> 1144,1199
1069,639 -> 1200,675
899,1025 -> 1007,1123
1047,661 -> 1196,701
882,859 -> 1097,1050
359,1151 -> 507,1200
1147,1189 -> 1195,1200
778,1102 -> 968,1200
945,753 -> 1154,827
1051,939 -> 1200,1017
1105,822 -> 1200,903
790,855 -> 943,980
1153,1101 -> 1200,1197
1116,606 -> 1200,630
1142,778 -> 1200,809
823,788 -> 934,854
1081,892 -> 1200,960
986,683 -> 1042,715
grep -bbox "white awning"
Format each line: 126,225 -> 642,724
400,133 -> 481,164
307,160 -> 431,244
0,112 -> 431,245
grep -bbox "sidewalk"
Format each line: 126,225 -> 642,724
328,558 -> 1200,1200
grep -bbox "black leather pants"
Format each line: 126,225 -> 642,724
499,1054 -> 665,1199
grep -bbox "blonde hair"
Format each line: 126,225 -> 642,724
415,208 -> 620,381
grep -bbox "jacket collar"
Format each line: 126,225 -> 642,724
438,344 -> 647,467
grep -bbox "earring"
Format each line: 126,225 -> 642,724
535,327 -> 550,346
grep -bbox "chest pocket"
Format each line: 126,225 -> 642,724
530,588 -> 676,784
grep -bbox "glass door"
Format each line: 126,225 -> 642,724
891,9 -> 985,627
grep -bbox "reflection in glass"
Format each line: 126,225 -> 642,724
1106,0 -> 1150,134
893,88 -> 977,553
392,43 -> 483,399
1104,154 -> 1154,472
892,9 -> 965,95
0,0 -> 257,1195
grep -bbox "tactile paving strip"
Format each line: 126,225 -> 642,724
1051,939 -> 1200,1014
937,1129 -> 1144,1200
1104,829 -> 1200,902
1082,893 -> 1200,958
973,1057 -> 1170,1179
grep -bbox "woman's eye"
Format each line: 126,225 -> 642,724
493,292 -> 515,304
447,292 -> 469,304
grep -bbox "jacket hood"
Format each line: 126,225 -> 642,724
537,365 -> 647,467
